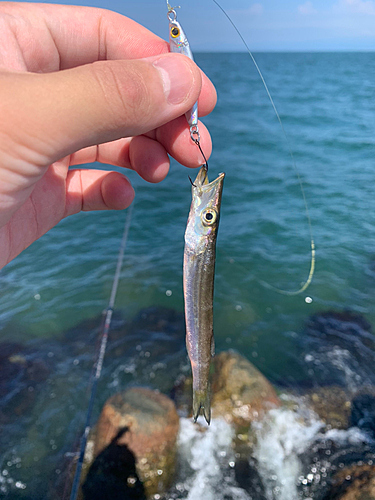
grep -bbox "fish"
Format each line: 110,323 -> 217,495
166,3 -> 223,423
183,166 -> 225,424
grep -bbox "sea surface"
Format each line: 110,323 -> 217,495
1,52 -> 375,498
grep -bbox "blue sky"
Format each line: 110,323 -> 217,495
27,0 -> 375,51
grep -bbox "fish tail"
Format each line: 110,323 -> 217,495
193,389 -> 211,425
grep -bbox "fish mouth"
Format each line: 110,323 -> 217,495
194,166 -> 225,189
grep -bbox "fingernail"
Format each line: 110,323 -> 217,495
153,55 -> 194,105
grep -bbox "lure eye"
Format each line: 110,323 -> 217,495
202,209 -> 217,226
171,26 -> 180,38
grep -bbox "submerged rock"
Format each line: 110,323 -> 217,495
305,310 -> 373,349
104,306 -> 187,395
0,342 -> 51,422
299,427 -> 375,500
305,385 -> 375,439
350,392 -> 375,440
302,310 -> 375,389
234,448 -> 267,500
94,388 -> 179,498
326,464 -> 375,500
211,350 -> 281,428
170,374 -> 193,418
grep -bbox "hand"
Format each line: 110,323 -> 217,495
0,3 -> 216,268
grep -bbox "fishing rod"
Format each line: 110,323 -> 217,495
68,204 -> 133,500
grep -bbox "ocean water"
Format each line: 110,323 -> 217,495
1,52 -> 375,498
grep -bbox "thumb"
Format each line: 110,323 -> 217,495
1,53 -> 202,166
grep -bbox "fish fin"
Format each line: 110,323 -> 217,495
193,389 -> 211,425
211,336 -> 215,357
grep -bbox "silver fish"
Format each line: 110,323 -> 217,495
183,166 -> 225,424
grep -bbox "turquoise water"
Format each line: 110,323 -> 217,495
1,52 -> 375,497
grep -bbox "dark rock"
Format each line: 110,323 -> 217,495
298,433 -> 375,500
103,307 -> 187,394
234,454 -> 267,499
170,374 -> 193,418
302,310 -> 375,388
0,341 -> 25,360
306,311 -> 373,347
351,393 -> 375,440
0,343 -> 51,421
129,307 -> 184,338
0,343 -> 25,398
324,464 -> 375,500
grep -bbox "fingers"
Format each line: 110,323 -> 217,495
64,169 -> 134,218
69,116 -> 212,181
129,136 -> 170,183
155,119 -> 212,168
1,53 -> 205,168
1,3 -> 168,71
197,75 -> 217,118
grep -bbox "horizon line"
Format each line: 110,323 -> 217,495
194,49 -> 375,53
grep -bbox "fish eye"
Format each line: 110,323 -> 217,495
202,209 -> 217,226
171,26 -> 180,38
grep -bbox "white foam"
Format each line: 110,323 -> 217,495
326,347 -> 362,390
321,425 -> 371,445
177,418 -> 251,500
176,402 -> 374,500
253,407 -> 323,500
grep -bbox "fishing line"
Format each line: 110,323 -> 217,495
68,204 -> 133,500
211,0 -> 315,296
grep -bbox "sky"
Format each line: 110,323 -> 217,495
25,0 -> 375,51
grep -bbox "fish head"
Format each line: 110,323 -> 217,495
168,17 -> 189,52
185,167 -> 225,253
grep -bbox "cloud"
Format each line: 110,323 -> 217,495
248,3 -> 264,15
298,1 -> 317,15
335,0 -> 375,14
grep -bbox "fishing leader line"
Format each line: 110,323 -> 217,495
211,0 -> 316,296
68,203 -> 133,500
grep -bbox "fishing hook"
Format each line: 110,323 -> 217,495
188,175 -> 197,187
192,136 -> 209,171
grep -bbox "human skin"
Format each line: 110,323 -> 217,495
0,2 -> 216,269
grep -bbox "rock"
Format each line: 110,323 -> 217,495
170,374 -> 193,418
305,311 -> 373,349
302,310 -> 375,388
298,424 -> 375,500
94,388 -> 179,498
351,392 -> 375,440
104,306 -> 187,395
234,444 -> 267,500
306,387 -> 375,436
306,386 -> 351,429
0,342 -> 51,422
325,464 -> 375,500
211,350 -> 281,428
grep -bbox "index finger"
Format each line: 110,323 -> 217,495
3,2 -> 169,70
